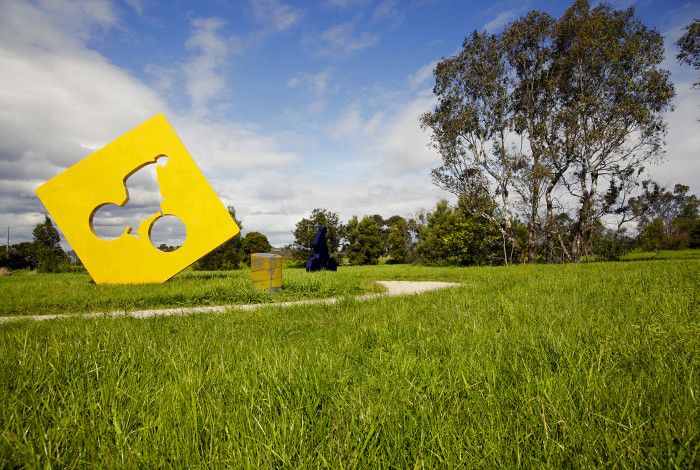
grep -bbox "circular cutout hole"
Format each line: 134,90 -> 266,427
150,214 -> 186,252
91,203 -> 128,239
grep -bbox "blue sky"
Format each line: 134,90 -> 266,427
0,0 -> 698,248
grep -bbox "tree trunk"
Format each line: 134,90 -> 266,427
527,154 -> 540,264
544,163 -> 567,263
545,186 -> 555,263
585,173 -> 599,258
502,188 -> 517,264
527,179 -> 537,263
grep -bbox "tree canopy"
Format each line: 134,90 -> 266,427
32,216 -> 68,272
194,206 -> 244,270
292,208 -> 343,261
421,0 -> 675,263
241,231 -> 273,265
346,216 -> 383,265
676,19 -> 700,88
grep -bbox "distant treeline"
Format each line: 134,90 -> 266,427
287,188 -> 699,267
2,186 -> 697,274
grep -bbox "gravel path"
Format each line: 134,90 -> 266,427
0,281 -> 461,324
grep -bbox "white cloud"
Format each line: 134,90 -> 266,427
183,17 -> 230,114
37,0 -> 119,38
174,117 -> 301,177
329,103 -> 384,141
287,68 -> 334,95
327,65 -> 440,175
647,85 -> 700,191
646,8 -> 700,195
483,10 -> 515,33
143,63 -> 176,94
215,167 -> 445,247
374,94 -> 439,173
310,22 -> 380,59
0,0 -> 166,243
372,0 -> 405,28
229,0 -> 303,53
251,0 -> 303,33
0,0 -> 306,248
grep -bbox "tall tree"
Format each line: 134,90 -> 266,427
503,11 -> 558,263
343,215 -> 359,254
292,209 -> 343,261
555,0 -> 674,260
421,31 -> 521,264
369,214 -> 390,256
423,0 -> 674,263
32,216 -> 67,272
346,216 -> 383,265
386,217 -> 411,263
629,181 -> 699,250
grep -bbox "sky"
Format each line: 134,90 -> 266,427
1,0 -> 698,249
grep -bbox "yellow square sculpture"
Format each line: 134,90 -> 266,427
251,253 -> 282,291
35,114 -> 240,284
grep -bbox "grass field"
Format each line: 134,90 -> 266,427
0,252 -> 698,466
0,268 -> 383,317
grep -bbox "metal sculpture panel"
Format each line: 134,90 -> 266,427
35,114 -> 240,284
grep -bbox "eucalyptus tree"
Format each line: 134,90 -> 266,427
421,31 -> 522,264
555,0 -> 675,260
423,0 -> 674,263
502,11 -> 558,262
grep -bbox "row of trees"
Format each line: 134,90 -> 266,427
192,206 -> 273,270
0,217 -> 70,272
0,207 -> 274,273
3,186 -> 697,274
419,0 -> 691,264
289,185 -> 699,266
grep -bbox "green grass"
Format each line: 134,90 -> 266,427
0,257 -> 698,466
0,268 -> 383,317
621,248 -> 700,262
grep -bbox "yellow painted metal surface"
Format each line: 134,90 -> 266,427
251,253 -> 282,291
35,114 -> 240,284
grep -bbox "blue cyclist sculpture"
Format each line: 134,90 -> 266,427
306,226 -> 338,272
